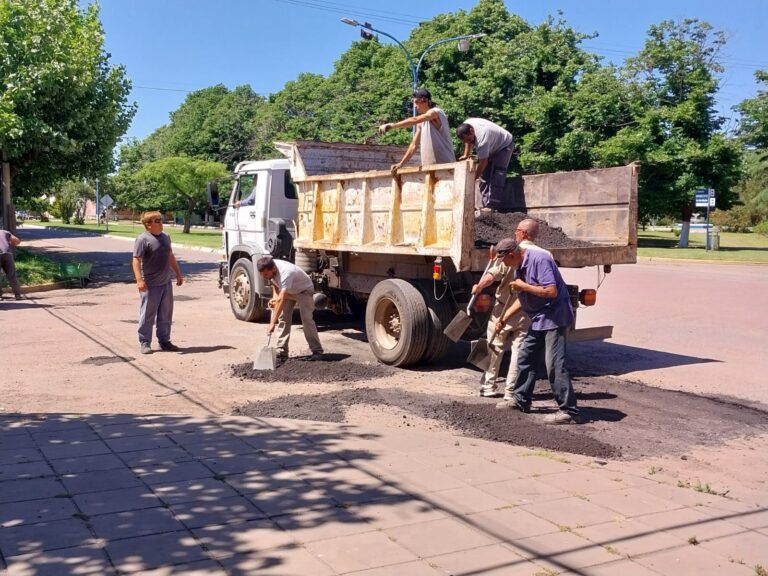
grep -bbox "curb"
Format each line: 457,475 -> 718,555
638,256 -> 768,266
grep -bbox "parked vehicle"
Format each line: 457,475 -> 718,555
210,140 -> 639,366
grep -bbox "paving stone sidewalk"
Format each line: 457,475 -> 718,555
1,413 -> 766,576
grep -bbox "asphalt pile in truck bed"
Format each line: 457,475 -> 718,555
474,211 -> 594,249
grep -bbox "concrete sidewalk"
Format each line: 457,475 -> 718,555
1,412 -> 766,576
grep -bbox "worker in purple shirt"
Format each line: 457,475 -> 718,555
494,238 -> 580,424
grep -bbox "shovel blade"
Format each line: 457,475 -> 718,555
253,346 -> 277,371
467,338 -> 492,371
443,310 -> 472,342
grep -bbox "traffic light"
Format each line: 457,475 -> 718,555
361,23 -> 374,40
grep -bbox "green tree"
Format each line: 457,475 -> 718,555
137,157 -> 228,233
0,0 -> 135,205
593,19 -> 742,246
737,71 -> 768,149
51,180 -> 93,224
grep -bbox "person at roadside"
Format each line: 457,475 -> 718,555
132,212 -> 184,354
0,227 -> 23,300
472,237 -> 529,398
456,118 -> 514,211
256,256 -> 323,361
377,88 -> 455,173
495,237 -> 580,424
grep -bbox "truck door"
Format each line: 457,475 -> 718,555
233,173 -> 266,251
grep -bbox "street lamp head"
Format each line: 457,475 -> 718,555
457,34 -> 486,52
340,18 -> 359,27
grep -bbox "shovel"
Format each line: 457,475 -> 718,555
466,289 -> 515,371
443,252 -> 497,342
467,332 -> 496,371
253,333 -> 277,370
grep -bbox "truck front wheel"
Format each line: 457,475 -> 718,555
366,279 -> 429,367
229,258 -> 264,322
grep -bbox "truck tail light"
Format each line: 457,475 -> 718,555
432,257 -> 442,280
474,294 -> 492,313
579,289 -> 597,306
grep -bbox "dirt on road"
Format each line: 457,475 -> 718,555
232,357 -> 768,461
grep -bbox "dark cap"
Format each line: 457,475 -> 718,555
494,237 -> 519,256
412,88 -> 432,100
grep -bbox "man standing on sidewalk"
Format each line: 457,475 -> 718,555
132,212 -> 184,354
256,256 -> 323,361
0,227 -> 22,300
495,238 -> 580,424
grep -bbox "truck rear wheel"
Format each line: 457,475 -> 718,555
366,279 -> 429,367
229,258 -> 263,322
415,282 -> 452,364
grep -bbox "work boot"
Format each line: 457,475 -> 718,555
14,294 -> 23,301
159,341 -> 180,352
140,343 -> 152,355
543,411 -> 579,425
307,352 -> 325,361
495,397 -> 531,413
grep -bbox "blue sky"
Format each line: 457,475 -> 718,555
88,0 -> 768,142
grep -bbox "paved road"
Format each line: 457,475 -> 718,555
11,226 -> 768,406
563,260 -> 768,405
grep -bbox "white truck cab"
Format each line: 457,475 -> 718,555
216,158 -> 298,321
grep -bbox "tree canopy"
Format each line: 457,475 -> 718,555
0,0 -> 135,200
114,0 -> 752,226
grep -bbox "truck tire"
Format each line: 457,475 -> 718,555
415,282 -> 453,364
229,258 -> 263,322
295,249 -> 317,273
366,279 -> 430,367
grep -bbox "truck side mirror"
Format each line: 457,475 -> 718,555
206,181 -> 219,208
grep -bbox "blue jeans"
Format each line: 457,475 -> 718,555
138,282 -> 174,344
511,326 -> 578,415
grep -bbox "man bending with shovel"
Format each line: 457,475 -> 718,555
471,238 -> 529,398
256,256 -> 324,361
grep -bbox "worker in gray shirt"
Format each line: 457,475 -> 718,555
132,211 -> 184,354
457,118 -> 514,211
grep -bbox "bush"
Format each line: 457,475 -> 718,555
672,228 -> 681,238
754,220 -> 768,236
712,205 -> 760,232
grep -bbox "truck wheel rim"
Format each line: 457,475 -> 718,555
373,298 -> 401,350
232,270 -> 250,308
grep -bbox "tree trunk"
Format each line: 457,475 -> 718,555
677,203 -> 694,248
1,156 -> 13,232
183,199 -> 193,233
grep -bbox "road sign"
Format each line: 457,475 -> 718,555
695,191 -> 709,208
101,194 -> 114,208
709,197 -> 716,207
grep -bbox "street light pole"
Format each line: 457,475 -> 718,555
341,18 -> 485,120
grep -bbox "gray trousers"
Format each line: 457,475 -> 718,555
275,289 -> 323,356
479,144 -> 514,209
479,301 -> 529,393
0,252 -> 21,297
138,281 -> 174,344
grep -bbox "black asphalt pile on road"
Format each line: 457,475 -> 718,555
475,211 -> 594,248
234,386 -> 617,458
231,356 -> 392,383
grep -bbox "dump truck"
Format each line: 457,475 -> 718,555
211,140 -> 638,367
